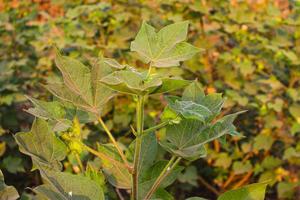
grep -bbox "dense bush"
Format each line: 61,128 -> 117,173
0,0 -> 299,199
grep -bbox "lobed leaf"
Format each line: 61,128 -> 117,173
159,111 -> 243,160
47,50 -> 120,115
131,21 -> 202,67
14,119 -> 67,170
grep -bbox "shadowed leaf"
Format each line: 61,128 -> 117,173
15,119 -> 67,170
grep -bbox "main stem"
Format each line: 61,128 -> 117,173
132,95 -> 145,200
97,117 -> 131,171
144,156 -> 182,200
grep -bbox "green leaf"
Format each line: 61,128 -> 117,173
97,144 -> 132,189
217,181 -> 270,200
25,96 -> 72,131
167,82 -> 225,123
47,51 -> 120,115
152,188 -> 174,200
2,156 -> 25,174
168,99 -> 213,123
138,160 -> 184,200
131,21 -> 201,67
54,49 -> 93,105
160,112 -> 243,160
101,68 -> 190,95
126,133 -> 158,176
126,133 -> 160,199
186,197 -> 208,200
14,119 -> 67,170
182,81 -> 205,102
34,169 -> 104,200
152,78 -> 191,94
0,170 -> 19,200
233,161 -> 252,175
100,69 -> 162,95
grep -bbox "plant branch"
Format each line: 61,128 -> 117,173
97,117 -> 131,171
74,152 -> 84,173
132,95 -> 145,200
82,143 -> 128,169
198,175 -> 220,196
143,120 -> 169,135
144,156 -> 181,200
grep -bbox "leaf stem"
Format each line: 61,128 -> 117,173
74,152 -> 84,173
144,156 -> 181,200
143,120 -> 169,135
97,117 -> 131,171
132,95 -> 145,200
82,143 -> 128,169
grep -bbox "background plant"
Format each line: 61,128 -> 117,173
0,0 -> 299,199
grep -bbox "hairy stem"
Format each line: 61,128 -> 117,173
132,95 -> 145,200
97,117 -> 131,171
144,156 -> 181,200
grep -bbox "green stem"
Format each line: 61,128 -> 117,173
97,117 -> 131,171
144,156 -> 181,200
82,143 -> 128,169
143,121 -> 169,135
74,152 -> 84,173
132,95 -> 145,200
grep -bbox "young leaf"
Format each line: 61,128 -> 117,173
159,112 -> 243,161
14,119 -> 67,170
101,68 -> 190,95
0,170 -> 19,200
166,82 -> 225,123
182,81 -> 205,102
217,181 -> 270,200
159,119 -> 208,161
34,168 -> 105,200
100,69 -> 162,95
131,21 -> 202,67
47,50 -> 121,115
97,144 -> 132,189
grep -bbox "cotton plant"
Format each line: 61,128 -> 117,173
2,21 -> 270,200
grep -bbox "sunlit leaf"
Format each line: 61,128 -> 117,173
217,181 -> 270,200
131,21 -> 202,67
101,69 -> 190,95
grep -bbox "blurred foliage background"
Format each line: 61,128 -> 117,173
0,0 -> 300,199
